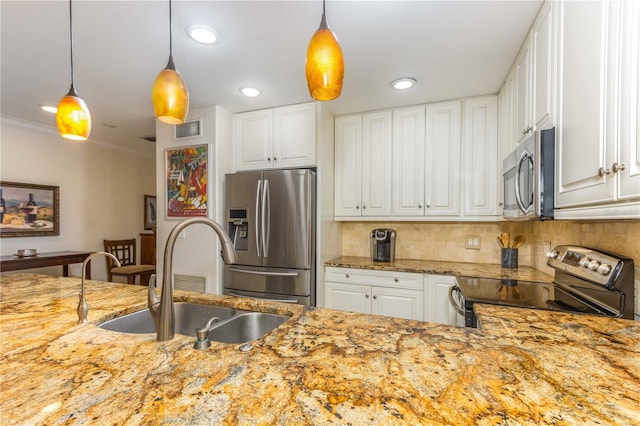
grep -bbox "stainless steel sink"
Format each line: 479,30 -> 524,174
98,302 -> 236,336
208,312 -> 289,344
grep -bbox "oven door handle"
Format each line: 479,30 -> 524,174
449,285 -> 466,316
227,290 -> 299,304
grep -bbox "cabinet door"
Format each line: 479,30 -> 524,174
425,275 -> 461,326
392,106 -> 426,216
325,281 -> 371,314
372,287 -> 423,321
234,109 -> 274,171
463,96 -> 498,216
555,0 -> 618,207
531,1 -> 555,132
362,111 -> 393,216
425,101 -> 461,216
618,0 -> 640,200
335,115 -> 363,216
273,103 -> 316,169
515,36 -> 532,143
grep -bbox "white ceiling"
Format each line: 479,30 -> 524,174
1,0 -> 542,155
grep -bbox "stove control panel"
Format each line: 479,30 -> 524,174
547,245 -> 620,287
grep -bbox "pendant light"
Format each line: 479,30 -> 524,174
152,0 -> 189,125
305,0 -> 344,101
56,0 -> 91,141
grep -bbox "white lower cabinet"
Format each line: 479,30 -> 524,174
424,275 -> 463,327
324,267 -> 423,321
325,267 -> 462,326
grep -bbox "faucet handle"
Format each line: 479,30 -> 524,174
148,274 -> 160,308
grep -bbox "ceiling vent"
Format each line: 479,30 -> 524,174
174,118 -> 203,140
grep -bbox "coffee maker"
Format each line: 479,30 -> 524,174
370,229 -> 396,262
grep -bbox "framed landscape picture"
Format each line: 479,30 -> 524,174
0,181 -> 60,238
165,145 -> 208,218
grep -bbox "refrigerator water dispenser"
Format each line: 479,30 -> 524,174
228,209 -> 248,251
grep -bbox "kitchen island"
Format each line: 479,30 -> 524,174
1,274 -> 638,424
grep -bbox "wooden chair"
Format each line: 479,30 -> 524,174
103,238 -> 156,285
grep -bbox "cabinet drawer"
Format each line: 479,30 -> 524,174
325,267 -> 423,290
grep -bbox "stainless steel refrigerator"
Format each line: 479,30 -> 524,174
223,168 -> 316,306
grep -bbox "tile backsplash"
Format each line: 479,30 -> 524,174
341,220 -> 640,317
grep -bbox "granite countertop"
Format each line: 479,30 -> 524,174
1,274 -> 639,424
325,256 -> 555,282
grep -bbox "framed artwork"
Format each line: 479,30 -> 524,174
165,144 -> 208,218
144,195 -> 157,230
0,181 -> 60,238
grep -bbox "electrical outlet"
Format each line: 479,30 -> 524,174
465,235 -> 481,250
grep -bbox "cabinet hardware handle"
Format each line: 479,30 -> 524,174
356,205 -> 360,210
363,205 -> 367,209
373,295 -> 377,300
418,204 -> 422,209
365,294 -> 370,298
394,278 -> 399,282
267,157 -> 271,161
426,202 -> 431,208
522,129 -> 527,135
597,167 -> 611,177
345,274 -> 350,278
274,157 -> 277,161
611,163 -> 626,173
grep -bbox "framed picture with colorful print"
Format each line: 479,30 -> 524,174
165,145 -> 208,218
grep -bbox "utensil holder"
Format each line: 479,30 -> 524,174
501,248 -> 518,269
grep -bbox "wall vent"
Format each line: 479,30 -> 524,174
174,118 -> 203,139
173,272 -> 207,293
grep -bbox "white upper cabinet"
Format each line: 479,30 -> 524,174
512,1 -> 556,146
531,1 -> 555,132
555,0 -> 640,213
514,35 -> 532,144
234,102 -> 316,171
334,115 -> 362,216
335,96 -> 498,221
392,106 -> 426,216
425,101 -> 461,216
334,111 -> 392,217
463,96 -> 498,216
617,0 -> 640,201
362,111 -> 393,216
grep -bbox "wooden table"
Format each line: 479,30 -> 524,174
0,251 -> 93,279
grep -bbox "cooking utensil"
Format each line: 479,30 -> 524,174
499,233 -> 510,249
496,236 -> 505,248
512,235 -> 526,249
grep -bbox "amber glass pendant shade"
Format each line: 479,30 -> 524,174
56,85 -> 91,140
306,12 -> 344,101
152,58 -> 189,125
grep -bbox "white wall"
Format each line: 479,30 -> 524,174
0,116 -> 156,280
154,106 -> 233,294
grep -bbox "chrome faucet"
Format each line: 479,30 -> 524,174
78,251 -> 121,323
148,217 -> 238,341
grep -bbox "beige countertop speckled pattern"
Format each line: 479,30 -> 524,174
1,274 -> 639,425
325,256 -> 555,282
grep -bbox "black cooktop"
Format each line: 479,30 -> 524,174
456,276 -> 602,315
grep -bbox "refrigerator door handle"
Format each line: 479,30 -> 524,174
228,266 -> 299,277
227,290 -> 299,304
262,179 -> 270,257
255,179 -> 262,258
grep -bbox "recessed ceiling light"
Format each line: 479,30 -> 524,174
41,105 -> 57,113
187,25 -> 218,44
240,87 -> 261,97
391,78 -> 417,90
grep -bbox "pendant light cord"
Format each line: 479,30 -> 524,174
320,0 -> 328,30
169,0 -> 173,57
68,0 -> 75,89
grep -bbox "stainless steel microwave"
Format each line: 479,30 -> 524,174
503,127 -> 555,220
